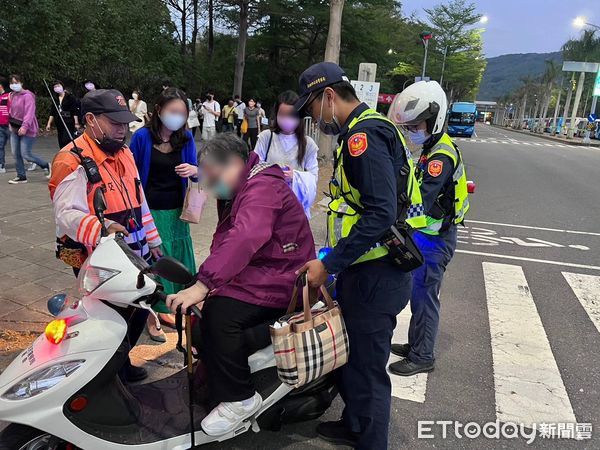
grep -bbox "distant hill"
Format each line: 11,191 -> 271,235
477,51 -> 562,101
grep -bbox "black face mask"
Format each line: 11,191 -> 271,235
92,118 -> 125,155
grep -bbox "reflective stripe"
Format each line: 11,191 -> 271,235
407,203 -> 424,218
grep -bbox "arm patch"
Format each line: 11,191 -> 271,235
348,132 -> 368,157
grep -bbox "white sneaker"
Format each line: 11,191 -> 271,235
27,163 -> 37,171
201,392 -> 262,436
0,164 -> 5,174
45,165 -> 51,179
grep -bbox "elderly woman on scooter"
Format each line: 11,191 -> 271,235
167,133 -> 315,436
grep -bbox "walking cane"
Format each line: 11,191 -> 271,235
185,311 -> 195,448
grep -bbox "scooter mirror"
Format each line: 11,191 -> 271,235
47,293 -> 68,317
152,256 -> 195,285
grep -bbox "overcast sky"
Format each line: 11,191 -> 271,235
401,0 -> 598,57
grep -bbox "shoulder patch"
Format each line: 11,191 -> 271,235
427,159 -> 444,177
348,132 -> 368,157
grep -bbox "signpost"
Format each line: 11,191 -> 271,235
351,80 -> 380,110
377,93 -> 395,104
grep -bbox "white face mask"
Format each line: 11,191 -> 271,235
10,83 -> 23,93
408,129 -> 430,145
132,93 -> 139,100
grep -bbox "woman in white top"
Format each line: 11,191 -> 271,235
128,89 -> 149,133
254,90 -> 319,217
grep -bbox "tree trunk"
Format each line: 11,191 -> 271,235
318,0 -> 345,159
233,0 -> 249,98
180,0 -> 187,56
208,0 -> 214,59
568,71 -> 585,139
517,94 -> 527,129
551,80 -> 563,135
190,0 -> 199,89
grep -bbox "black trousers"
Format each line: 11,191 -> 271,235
243,128 -> 259,150
235,119 -> 243,137
336,260 -> 412,450
201,296 -> 284,403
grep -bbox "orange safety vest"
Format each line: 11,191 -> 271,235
49,134 -> 157,246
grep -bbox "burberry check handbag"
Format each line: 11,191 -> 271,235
270,278 -> 349,388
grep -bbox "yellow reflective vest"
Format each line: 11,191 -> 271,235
327,109 -> 426,265
418,133 -> 470,235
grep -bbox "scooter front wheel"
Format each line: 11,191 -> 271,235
0,424 -> 73,450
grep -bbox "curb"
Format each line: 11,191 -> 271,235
490,125 -> 600,147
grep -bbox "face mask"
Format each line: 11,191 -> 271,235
53,86 -> 64,94
132,93 -> 139,100
317,94 -> 341,136
212,179 -> 233,200
408,129 -> 430,145
160,112 -> 187,131
10,83 -> 22,93
277,115 -> 300,134
85,83 -> 95,91
91,117 -> 125,154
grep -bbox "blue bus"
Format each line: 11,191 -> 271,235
447,102 -> 477,137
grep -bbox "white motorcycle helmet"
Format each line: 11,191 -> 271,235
388,80 -> 448,135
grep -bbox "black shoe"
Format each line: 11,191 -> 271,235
391,343 -> 411,358
316,420 -> 359,448
389,358 -> 434,377
124,364 -> 148,382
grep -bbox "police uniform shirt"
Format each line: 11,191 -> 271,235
417,137 -> 454,216
322,103 -> 407,274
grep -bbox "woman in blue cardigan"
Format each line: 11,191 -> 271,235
130,88 -> 198,342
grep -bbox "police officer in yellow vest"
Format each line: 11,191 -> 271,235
387,80 -> 469,376
296,62 -> 426,450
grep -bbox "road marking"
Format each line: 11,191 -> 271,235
466,220 -> 600,237
388,307 -> 428,403
456,249 -> 600,271
562,272 -> 600,335
483,263 -> 577,426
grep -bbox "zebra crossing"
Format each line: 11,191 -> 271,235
388,261 -> 599,431
454,137 -> 593,149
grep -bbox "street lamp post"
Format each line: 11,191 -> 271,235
439,45 -> 448,85
573,16 -> 600,30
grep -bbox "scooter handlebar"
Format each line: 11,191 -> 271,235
153,290 -> 202,317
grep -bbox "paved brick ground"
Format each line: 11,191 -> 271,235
0,134 -> 328,375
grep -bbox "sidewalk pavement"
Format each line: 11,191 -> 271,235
492,124 -> 600,147
0,134 -> 328,376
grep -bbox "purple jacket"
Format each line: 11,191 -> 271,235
9,90 -> 39,137
197,152 -> 315,309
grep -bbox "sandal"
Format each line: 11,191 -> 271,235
158,312 -> 178,330
147,314 -> 167,343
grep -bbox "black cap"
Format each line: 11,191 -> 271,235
81,89 -> 140,123
294,62 -> 350,113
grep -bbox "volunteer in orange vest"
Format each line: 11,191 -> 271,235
48,89 -> 163,383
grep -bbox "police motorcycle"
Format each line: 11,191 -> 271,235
0,189 -> 336,450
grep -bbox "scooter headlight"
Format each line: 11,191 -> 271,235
78,259 -> 120,295
2,360 -> 85,400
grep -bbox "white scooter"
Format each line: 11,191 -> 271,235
0,190 -> 336,449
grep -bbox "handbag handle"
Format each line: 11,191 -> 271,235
286,273 -> 336,323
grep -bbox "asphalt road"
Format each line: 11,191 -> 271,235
206,125 -> 600,449
2,127 -> 599,449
